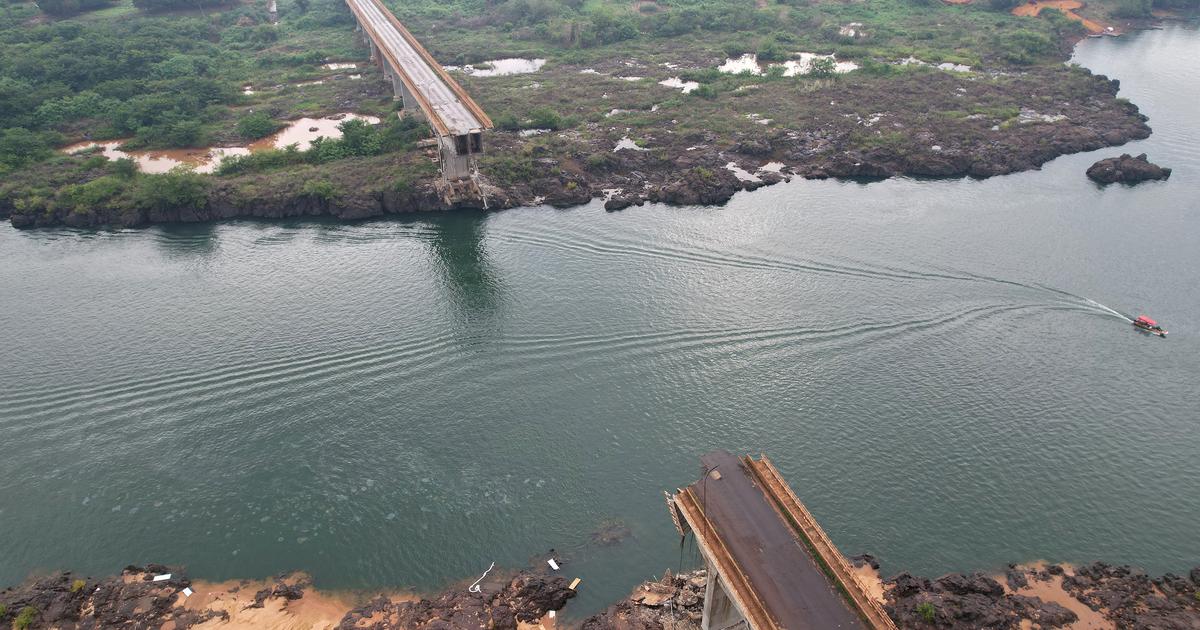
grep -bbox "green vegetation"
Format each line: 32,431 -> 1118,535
301,178 -> 338,199
216,116 -> 430,175
70,579 -> 87,593
0,604 -> 7,619
236,111 -> 281,139
0,0 -> 1191,223
915,601 -> 936,622
13,607 -> 36,630
133,170 -> 210,212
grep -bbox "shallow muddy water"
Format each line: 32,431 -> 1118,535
4,25 -> 1199,619
62,114 -> 381,173
446,58 -> 546,77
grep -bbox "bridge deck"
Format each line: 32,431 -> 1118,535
344,0 -> 490,137
673,451 -> 895,630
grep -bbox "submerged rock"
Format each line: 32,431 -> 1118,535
1086,153 -> 1172,184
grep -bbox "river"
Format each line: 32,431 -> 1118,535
1,25 -> 1197,616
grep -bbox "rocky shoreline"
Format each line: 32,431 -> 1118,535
4,559 -> 1198,629
0,62 -> 1152,229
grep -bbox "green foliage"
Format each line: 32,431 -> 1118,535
36,0 -> 116,15
60,176 -> 129,213
915,602 -> 936,623
300,179 -> 338,200
1112,0 -> 1152,17
807,56 -> 837,78
236,111 -> 280,140
756,36 -> 788,62
131,0 -> 223,12
0,128 -> 60,174
110,158 -> 139,179
0,604 -> 7,619
528,107 -> 564,130
13,607 -> 36,630
996,30 -> 1055,64
988,0 -> 1022,10
132,169 -> 209,212
691,84 -> 718,99
70,579 -> 87,593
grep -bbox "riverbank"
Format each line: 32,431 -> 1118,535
4,0 -> 1187,229
0,565 -> 575,630
0,60 -> 1151,228
4,560 -> 1198,629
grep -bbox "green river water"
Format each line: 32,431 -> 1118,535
1,25 -> 1197,616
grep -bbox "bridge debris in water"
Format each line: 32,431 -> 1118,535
667,450 -> 898,630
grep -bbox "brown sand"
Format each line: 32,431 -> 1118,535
1000,564 -> 1114,630
850,564 -> 887,605
171,574 -> 415,630
1012,0 -> 1107,33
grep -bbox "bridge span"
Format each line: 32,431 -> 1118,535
668,451 -> 899,630
344,0 -> 492,186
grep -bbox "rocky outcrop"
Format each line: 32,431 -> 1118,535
339,571 -> 575,630
884,571 -> 1074,628
1086,153 -> 1172,184
0,565 -> 225,630
1064,562 -> 1200,629
886,562 -> 1200,629
582,569 -> 707,630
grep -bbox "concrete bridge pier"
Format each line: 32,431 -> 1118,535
702,558 -> 746,630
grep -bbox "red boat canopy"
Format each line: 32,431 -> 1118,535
1136,315 -> 1157,326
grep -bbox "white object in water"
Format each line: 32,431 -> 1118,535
152,573 -> 172,582
182,587 -> 194,597
547,559 -> 560,571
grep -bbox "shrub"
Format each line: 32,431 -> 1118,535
300,179 -> 338,200
110,158 -> 139,179
71,579 -> 87,593
132,169 -> 209,212
235,111 -> 279,140
0,604 -> 7,618
691,84 -> 718,99
915,602 -> 935,622
808,57 -> 837,78
528,107 -> 563,130
14,607 -> 36,630
60,176 -> 129,214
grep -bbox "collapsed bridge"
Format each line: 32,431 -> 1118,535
668,451 -> 899,630
344,0 -> 493,193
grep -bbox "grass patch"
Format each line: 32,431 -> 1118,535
13,607 -> 36,630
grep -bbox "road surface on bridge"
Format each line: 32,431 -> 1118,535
673,450 -> 895,629
344,0 -> 489,137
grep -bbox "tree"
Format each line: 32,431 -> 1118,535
807,56 -> 836,78
236,111 -> 279,139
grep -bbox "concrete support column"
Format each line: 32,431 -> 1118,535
391,74 -> 404,103
369,41 -> 378,63
701,559 -> 745,630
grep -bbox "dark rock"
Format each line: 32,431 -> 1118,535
850,554 -> 880,571
1086,153 -> 1172,184
339,570 -> 574,630
1005,565 -> 1029,591
604,194 -> 639,212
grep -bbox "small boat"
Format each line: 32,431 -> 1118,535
1133,315 -> 1167,337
